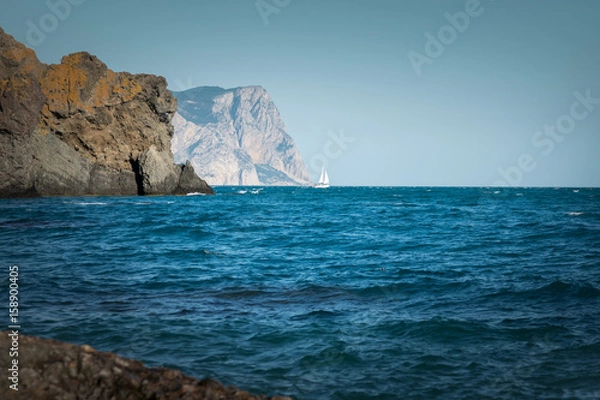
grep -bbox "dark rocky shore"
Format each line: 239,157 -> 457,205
1,332 -> 292,400
0,27 -> 213,197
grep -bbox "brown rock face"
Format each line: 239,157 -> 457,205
0,332 -> 291,400
0,27 -> 213,197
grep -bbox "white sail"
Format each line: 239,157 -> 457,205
318,167 -> 326,184
314,167 -> 330,188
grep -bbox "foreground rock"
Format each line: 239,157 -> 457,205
0,333 -> 291,400
0,27 -> 213,197
172,86 -> 311,186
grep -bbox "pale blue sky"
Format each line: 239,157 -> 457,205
1,0 -> 599,186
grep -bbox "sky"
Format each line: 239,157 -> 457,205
1,0 -> 599,186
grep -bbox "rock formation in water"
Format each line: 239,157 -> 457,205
0,27 -> 213,197
172,86 -> 311,186
0,332 -> 291,400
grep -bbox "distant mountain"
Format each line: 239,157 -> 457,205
171,86 -> 311,186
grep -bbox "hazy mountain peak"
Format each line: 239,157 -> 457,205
172,85 -> 310,186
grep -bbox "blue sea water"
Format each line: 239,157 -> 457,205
1,187 -> 600,399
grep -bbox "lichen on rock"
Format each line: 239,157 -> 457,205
0,26 -> 213,197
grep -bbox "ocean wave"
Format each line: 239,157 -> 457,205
487,280 -> 600,301
290,310 -> 344,320
297,345 -> 362,369
213,288 -> 273,300
380,317 -> 495,342
535,280 -> 600,298
4,186 -> 600,400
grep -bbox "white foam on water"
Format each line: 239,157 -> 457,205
566,212 -> 585,216
186,192 -> 207,196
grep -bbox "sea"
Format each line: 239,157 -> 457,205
1,187 -> 600,399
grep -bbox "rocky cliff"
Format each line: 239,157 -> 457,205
0,332 -> 291,399
0,27 -> 213,197
172,86 -> 311,186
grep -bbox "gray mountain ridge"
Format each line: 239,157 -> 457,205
171,85 -> 311,186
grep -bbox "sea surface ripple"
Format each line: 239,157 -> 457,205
1,187 -> 599,399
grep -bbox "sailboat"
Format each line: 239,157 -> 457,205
314,166 -> 330,188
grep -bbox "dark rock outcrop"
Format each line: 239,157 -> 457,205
0,332 -> 292,400
0,27 -> 213,197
